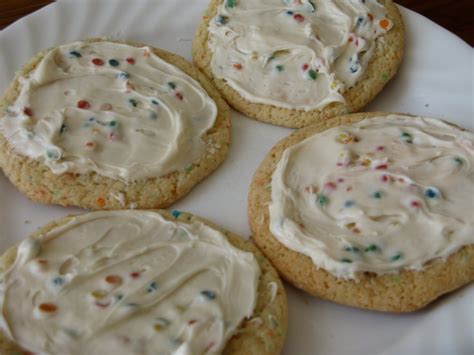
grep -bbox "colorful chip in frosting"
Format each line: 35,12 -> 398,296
0,40 -> 230,210
0,210 -> 281,354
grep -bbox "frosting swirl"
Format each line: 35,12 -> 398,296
208,0 -> 392,111
0,211 -> 260,354
269,115 -> 474,278
0,41 -> 217,181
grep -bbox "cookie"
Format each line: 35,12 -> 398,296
248,112 -> 474,312
193,0 -> 404,128
0,38 -> 231,210
0,209 -> 287,354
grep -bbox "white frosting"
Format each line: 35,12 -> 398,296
0,41 -> 217,181
269,115 -> 474,279
208,0 -> 392,111
0,211 -> 260,354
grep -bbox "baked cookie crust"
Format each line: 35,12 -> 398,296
0,38 -> 231,210
193,0 -> 405,128
0,210 -> 288,354
248,112 -> 474,312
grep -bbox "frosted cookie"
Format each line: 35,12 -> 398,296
0,39 -> 230,210
193,0 -> 404,128
0,210 -> 287,354
248,112 -> 474,312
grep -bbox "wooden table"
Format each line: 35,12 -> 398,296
0,0 -> 473,46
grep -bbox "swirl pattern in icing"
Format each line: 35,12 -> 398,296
269,115 -> 474,278
0,41 -> 217,181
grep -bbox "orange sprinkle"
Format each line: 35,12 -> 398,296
233,63 -> 243,70
368,13 -> 373,21
96,197 -> 106,207
348,36 -> 353,42
379,18 -> 389,30
39,303 -> 57,313
105,275 -> 123,285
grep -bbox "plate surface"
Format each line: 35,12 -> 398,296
0,1 -> 472,354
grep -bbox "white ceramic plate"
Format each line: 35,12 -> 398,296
0,1 -> 472,354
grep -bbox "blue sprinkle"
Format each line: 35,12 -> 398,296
200,290 -> 216,300
356,17 -> 364,26
129,98 -> 139,107
126,303 -> 139,307
60,124 -> 67,134
151,99 -> 159,105
147,282 -> 158,293
109,59 -> 120,67
215,15 -> 228,25
52,277 -> 64,286
69,50 -> 81,58
171,210 -> 182,218
115,294 -> 124,301
286,10 -> 294,15
349,64 -> 359,73
344,200 -> 354,208
88,117 -> 96,122
118,72 -> 130,79
425,188 -> 438,199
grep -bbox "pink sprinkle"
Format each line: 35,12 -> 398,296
175,92 -> 183,100
324,182 -> 337,191
376,146 -> 385,151
126,57 -> 135,64
352,228 -> 361,234
336,162 -> 343,167
375,164 -> 388,170
381,175 -> 390,182
346,186 -> 353,192
108,132 -> 119,141
95,301 -> 110,308
293,14 -> 305,22
302,63 -> 309,71
410,201 -> 421,208
398,178 -> 405,183
337,178 -> 345,183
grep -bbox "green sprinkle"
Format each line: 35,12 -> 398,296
391,252 -> 403,261
108,120 -> 117,128
345,246 -> 360,253
226,0 -> 237,8
60,124 -> 66,134
109,59 -> 119,66
401,132 -> 413,143
365,244 -> 379,252
167,81 -> 176,90
129,98 -> 138,107
275,64 -> 284,72
115,294 -> 124,301
185,164 -> 194,173
372,191 -> 383,199
341,258 -> 353,263
317,194 -> 328,206
171,210 -> 182,218
382,72 -> 388,81
308,69 -> 318,80
151,99 -> 159,105
454,157 -> 464,165
270,317 -> 279,328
